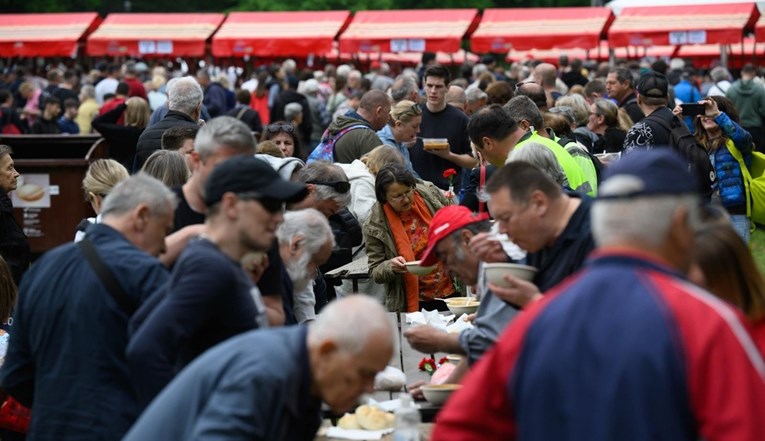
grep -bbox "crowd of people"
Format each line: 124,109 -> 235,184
0,52 -> 763,440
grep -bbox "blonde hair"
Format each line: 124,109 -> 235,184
0,256 -> 16,323
256,140 -> 285,158
361,145 -> 405,176
388,100 -> 422,126
124,97 -> 150,128
82,159 -> 130,202
141,150 -> 190,188
617,108 -> 634,132
18,82 -> 35,95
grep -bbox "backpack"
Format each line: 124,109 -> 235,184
307,124 -> 369,163
728,145 -> 765,226
645,114 -> 716,198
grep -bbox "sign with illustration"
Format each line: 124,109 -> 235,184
11,174 -> 51,208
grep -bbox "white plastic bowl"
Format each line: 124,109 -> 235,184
404,260 -> 436,276
421,384 -> 461,406
484,263 -> 537,288
444,297 -> 480,315
446,354 -> 463,365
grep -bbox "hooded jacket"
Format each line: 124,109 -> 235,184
329,113 -> 383,164
725,79 -> 765,128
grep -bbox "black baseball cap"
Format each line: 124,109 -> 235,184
204,156 -> 308,206
636,71 -> 668,99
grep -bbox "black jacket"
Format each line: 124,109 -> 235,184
92,102 -> 145,170
135,111 -> 198,172
0,192 -> 29,285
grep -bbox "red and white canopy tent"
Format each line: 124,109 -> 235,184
505,42 -> 677,64
472,7 -> 614,54
0,13 -> 101,57
212,11 -> 351,58
87,13 -> 224,57
676,37 -> 765,68
608,2 -> 759,48
338,9 -> 479,54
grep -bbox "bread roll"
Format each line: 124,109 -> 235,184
356,405 -> 391,431
337,413 -> 361,430
16,184 -> 44,202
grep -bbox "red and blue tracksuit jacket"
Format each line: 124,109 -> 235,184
433,250 -> 765,441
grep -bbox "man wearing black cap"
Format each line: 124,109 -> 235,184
624,71 -> 715,197
126,156 -> 308,407
433,149 -> 765,441
623,71 -> 674,151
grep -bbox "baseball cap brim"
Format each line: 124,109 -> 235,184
258,180 -> 309,203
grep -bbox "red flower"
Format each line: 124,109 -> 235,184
438,357 -> 449,366
418,357 -> 437,375
442,168 -> 457,179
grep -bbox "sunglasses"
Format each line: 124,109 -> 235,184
266,123 -> 294,133
307,180 -> 350,194
237,192 -> 286,214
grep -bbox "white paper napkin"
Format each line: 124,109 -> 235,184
324,427 -> 394,440
405,309 -> 455,331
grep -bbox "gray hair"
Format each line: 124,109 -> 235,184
167,76 -> 204,116
593,182 -> 701,249
101,173 -> 178,218
282,59 -> 297,74
710,66 -> 731,82
308,294 -> 393,355
391,75 -> 418,103
194,116 -> 256,160
296,161 -> 351,208
284,102 -> 303,121
506,142 -> 568,188
80,84 -> 96,100
141,150 -> 190,188
504,95 -> 543,131
472,63 -> 489,79
276,208 -> 335,256
554,94 -> 589,126
465,86 -> 488,104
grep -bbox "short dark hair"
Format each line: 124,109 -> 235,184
467,104 -> 518,149
374,164 -> 417,204
44,96 -> 61,107
235,89 -> 250,105
742,63 -> 757,75
504,96 -> 544,131
485,161 -> 562,205
63,98 -> 79,109
608,67 -> 634,87
107,63 -> 121,75
162,126 -> 199,151
583,79 -> 606,98
116,82 -> 130,96
63,69 -> 78,82
0,90 -> 11,105
424,65 -> 451,84
485,81 -> 514,106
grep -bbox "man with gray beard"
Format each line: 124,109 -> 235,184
277,209 -> 335,325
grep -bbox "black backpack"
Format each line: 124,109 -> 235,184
644,114 -> 716,198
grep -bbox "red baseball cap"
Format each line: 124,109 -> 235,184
420,206 -> 490,267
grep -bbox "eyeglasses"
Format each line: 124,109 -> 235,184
388,188 -> 414,203
266,123 -> 294,133
236,192 -> 286,214
307,180 -> 350,194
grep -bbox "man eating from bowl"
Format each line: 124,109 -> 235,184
404,205 -> 526,393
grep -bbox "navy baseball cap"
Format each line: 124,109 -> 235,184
204,156 -> 308,206
598,149 -> 699,199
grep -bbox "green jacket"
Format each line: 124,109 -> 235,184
725,79 -> 765,128
363,181 -> 449,312
517,131 -> 592,196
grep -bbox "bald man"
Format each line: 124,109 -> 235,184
446,85 -> 467,113
534,63 -> 562,101
123,295 -> 394,441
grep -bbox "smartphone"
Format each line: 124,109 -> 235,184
680,103 -> 705,117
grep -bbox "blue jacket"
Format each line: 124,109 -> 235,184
0,224 -> 168,441
710,112 -> 753,209
123,326 -> 321,441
